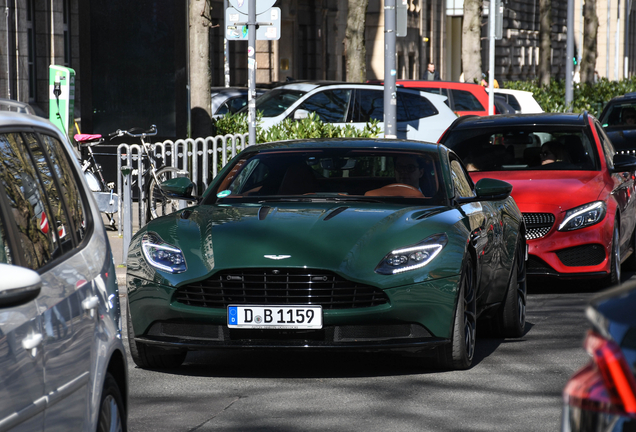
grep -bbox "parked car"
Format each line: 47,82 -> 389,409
393,80 -> 498,116
599,92 -> 636,155
0,105 -> 128,430
210,86 -> 268,117
491,88 -> 544,114
439,113 -> 636,287
126,138 -> 526,371
238,81 -> 457,142
561,279 -> 636,431
494,95 -> 516,114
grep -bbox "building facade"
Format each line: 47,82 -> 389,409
2,0 -> 636,135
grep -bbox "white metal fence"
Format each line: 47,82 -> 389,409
115,132 -> 249,241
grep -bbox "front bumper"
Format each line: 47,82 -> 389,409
127,273 -> 460,351
523,208 -> 613,278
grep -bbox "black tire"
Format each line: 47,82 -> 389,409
496,236 -> 527,338
435,254 -> 476,370
623,224 -> 636,271
97,373 -> 126,432
146,166 -> 184,220
602,223 -> 621,288
126,304 -> 186,369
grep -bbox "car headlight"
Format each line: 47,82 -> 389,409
558,201 -> 606,232
141,232 -> 187,273
375,233 -> 448,275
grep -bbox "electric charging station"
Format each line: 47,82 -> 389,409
49,65 -> 75,136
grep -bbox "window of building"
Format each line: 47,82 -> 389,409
63,0 -> 71,66
27,0 -> 36,100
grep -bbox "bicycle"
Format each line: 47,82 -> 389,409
76,125 -> 187,224
74,132 -> 119,230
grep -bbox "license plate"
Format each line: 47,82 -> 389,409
227,305 -> 323,329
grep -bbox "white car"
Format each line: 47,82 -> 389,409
492,88 -> 544,114
0,102 -> 128,431
241,82 -> 457,142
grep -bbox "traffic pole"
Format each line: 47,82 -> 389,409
248,0 -> 257,146
565,0 -> 574,112
488,0 -> 495,115
384,0 -> 397,139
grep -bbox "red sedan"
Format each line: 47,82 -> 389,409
439,112 -> 636,287
395,80 -> 498,117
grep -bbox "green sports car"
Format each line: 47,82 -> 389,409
126,138 -> 526,370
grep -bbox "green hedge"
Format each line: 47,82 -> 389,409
213,112 -> 381,143
503,77 -> 636,116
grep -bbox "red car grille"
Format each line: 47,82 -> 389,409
523,213 -> 555,240
175,269 -> 389,310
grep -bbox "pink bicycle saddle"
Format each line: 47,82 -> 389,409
74,134 -> 102,142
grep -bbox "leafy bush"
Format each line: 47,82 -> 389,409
213,112 -> 381,142
503,77 -> 636,116
210,111 -> 381,174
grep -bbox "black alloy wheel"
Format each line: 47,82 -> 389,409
622,224 -> 636,271
497,235 -> 527,337
435,254 -> 476,370
602,223 -> 621,288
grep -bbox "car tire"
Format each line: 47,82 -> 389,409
495,236 -> 527,338
602,223 -> 621,288
126,305 -> 186,369
622,224 -> 636,271
435,253 -> 476,370
97,373 -> 126,432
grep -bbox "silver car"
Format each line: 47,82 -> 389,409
0,106 -> 128,431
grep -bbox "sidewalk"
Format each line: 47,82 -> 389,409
108,229 -> 128,288
102,210 -> 136,289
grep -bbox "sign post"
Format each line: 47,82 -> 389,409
226,0 -> 279,147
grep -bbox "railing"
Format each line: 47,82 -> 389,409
116,133 -> 249,241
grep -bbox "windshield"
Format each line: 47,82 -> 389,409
237,89 -> 307,117
600,102 -> 636,128
204,148 -> 446,205
443,127 -> 600,172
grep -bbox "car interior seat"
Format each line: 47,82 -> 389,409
523,147 -> 542,167
277,162 -> 320,195
560,135 -> 588,164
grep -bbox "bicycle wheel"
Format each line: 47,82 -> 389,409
146,166 -> 186,220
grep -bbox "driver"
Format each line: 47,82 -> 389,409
394,155 -> 425,190
623,107 -> 636,125
364,155 -> 426,197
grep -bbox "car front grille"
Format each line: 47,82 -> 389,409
175,268 -> 389,310
556,244 -> 606,267
523,213 -> 555,240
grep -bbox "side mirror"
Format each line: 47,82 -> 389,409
0,264 -> 41,308
612,154 -> 636,172
294,109 -> 310,120
159,177 -> 197,201
474,178 -> 513,201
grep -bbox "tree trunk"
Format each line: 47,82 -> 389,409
580,0 -> 598,84
344,0 -> 368,82
189,0 -> 212,138
461,0 -> 482,84
538,0 -> 551,87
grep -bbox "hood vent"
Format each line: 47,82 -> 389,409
324,206 -> 349,221
258,206 -> 272,220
